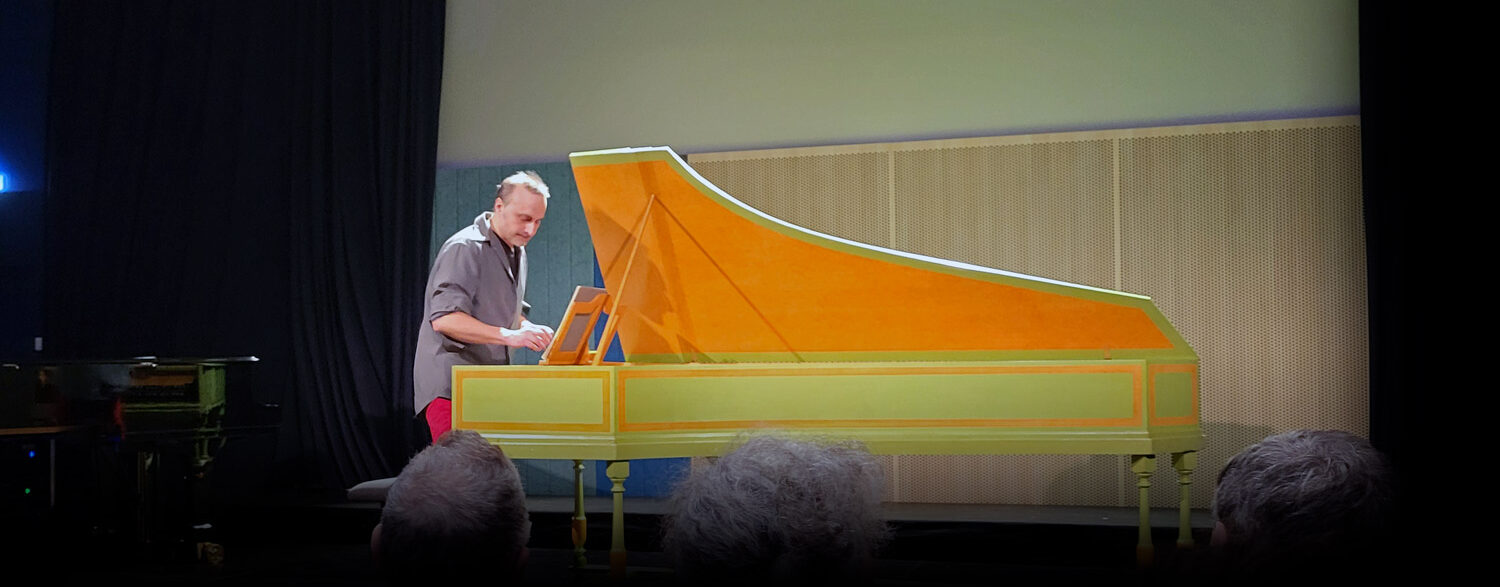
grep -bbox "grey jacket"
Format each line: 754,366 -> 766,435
412,212 -> 527,414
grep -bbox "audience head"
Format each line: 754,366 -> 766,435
663,433 -> 890,585
373,429 -> 530,582
1211,429 -> 1396,576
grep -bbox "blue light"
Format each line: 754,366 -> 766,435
27,450 -> 36,458
0,173 -> 7,192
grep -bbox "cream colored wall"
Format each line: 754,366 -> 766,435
438,0 -> 1358,165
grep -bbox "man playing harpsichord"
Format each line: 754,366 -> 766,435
412,171 -> 555,443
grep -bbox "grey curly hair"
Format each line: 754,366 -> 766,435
1213,429 -> 1395,555
662,433 -> 890,584
377,429 -> 530,581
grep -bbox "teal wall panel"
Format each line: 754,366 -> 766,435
515,459 -> 599,497
429,161 -> 594,367
431,168 -> 459,255
433,161 -> 639,497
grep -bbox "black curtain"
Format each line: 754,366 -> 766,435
1359,1 -> 1417,487
1361,0 -> 1432,548
44,0 -> 443,492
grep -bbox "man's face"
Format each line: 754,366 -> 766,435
492,188 -> 547,248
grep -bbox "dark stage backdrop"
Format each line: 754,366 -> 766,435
44,0 -> 444,492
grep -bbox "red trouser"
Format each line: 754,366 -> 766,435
424,397 -> 452,443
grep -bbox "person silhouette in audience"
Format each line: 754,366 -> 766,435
662,433 -> 891,585
372,429 -> 530,582
1208,429 -> 1397,582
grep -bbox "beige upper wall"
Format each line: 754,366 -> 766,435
438,0 -> 1358,166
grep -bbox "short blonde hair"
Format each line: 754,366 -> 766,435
495,171 -> 550,203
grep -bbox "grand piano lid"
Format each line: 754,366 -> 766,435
569,146 -> 1195,365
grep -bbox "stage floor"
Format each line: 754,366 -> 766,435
8,496 -> 1215,584
529,495 -> 1215,528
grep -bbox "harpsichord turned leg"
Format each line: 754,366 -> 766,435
1131,454 -> 1156,566
571,459 -> 587,569
1172,451 -> 1197,548
606,460 -> 630,580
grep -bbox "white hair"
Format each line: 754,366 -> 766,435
495,170 -> 550,202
